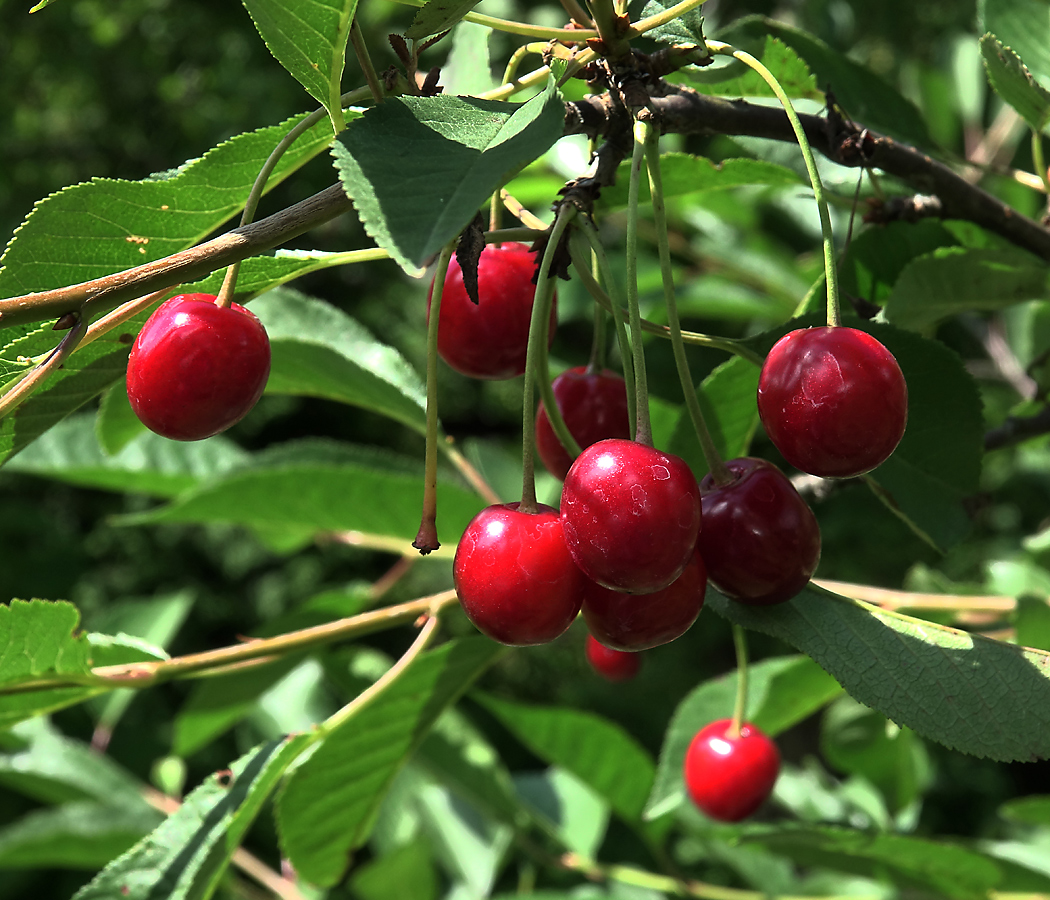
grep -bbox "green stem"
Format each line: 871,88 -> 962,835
590,0 -> 631,61
626,120 -> 654,446
1033,129 -> 1050,195
642,121 -> 732,484
729,624 -> 749,738
414,242 -> 455,554
571,224 -> 637,438
521,207 -> 579,510
383,0 -> 598,40
707,41 -> 840,327
480,64 -> 554,101
586,288 -> 609,373
349,19 -> 384,108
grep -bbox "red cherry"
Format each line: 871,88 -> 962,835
536,366 -> 631,480
698,458 -> 820,606
581,547 -> 706,651
453,503 -> 585,646
560,439 -> 702,594
428,243 -> 557,380
756,326 -> 907,478
126,293 -> 270,441
585,634 -> 641,681
683,718 -> 780,822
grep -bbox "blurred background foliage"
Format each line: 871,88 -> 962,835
2,0 -> 1050,898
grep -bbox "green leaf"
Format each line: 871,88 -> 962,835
95,382 -> 146,455
1017,596 -> 1050,652
349,840 -> 439,900
6,413 -> 250,498
0,599 -> 91,687
251,288 -> 427,432
598,154 -> 803,209
719,16 -> 932,148
118,440 -> 487,550
441,20 -> 497,97
73,735 -> 311,900
406,0 -> 482,40
706,584 -> 1050,762
645,655 -> 834,819
277,638 -> 502,887
883,247 -> 1050,332
0,801 -> 163,870
689,36 -> 821,101
332,88 -> 564,274
979,0 -> 1050,91
742,825 -> 1003,900
980,34 -> 1050,133
241,0 -> 357,131
669,355 -> 761,480
1000,794 -> 1050,825
515,768 -> 609,857
640,0 -> 704,45
476,694 -> 655,824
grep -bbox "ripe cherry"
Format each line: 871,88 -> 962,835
586,634 -> 641,681
561,439 -> 701,594
126,293 -> 270,441
535,366 -> 631,480
581,547 -> 706,651
453,502 -> 585,646
684,718 -> 780,822
757,326 -> 907,478
698,458 -> 820,606
428,242 -> 556,380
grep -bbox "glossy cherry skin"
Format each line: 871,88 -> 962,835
536,366 -> 631,480
757,326 -> 907,478
453,502 -> 585,646
428,242 -> 557,380
586,634 -> 641,681
684,718 -> 780,822
561,439 -> 702,594
126,293 -> 271,441
582,547 -> 706,651
698,458 -> 820,606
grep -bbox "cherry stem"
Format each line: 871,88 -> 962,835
0,314 -> 89,422
414,241 -> 455,555
586,282 -> 609,374
625,119 -> 655,447
520,206 -> 579,512
1032,129 -> 1050,195
384,0 -> 598,41
706,42 -> 841,328
641,121 -> 733,485
571,225 -> 637,439
557,0 -> 593,25
349,19 -> 383,110
729,624 -> 750,739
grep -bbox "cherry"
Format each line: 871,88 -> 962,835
453,502 -> 585,646
126,293 -> 271,441
683,718 -> 780,822
698,458 -> 820,606
756,326 -> 907,478
535,366 -> 631,480
560,439 -> 702,594
581,547 -> 706,651
428,242 -> 557,380
585,634 -> 641,681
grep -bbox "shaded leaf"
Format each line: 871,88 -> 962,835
349,840 -> 439,900
640,0 -> 704,46
515,768 -> 608,857
979,0 -> 1050,90
707,584 -> 1050,762
980,33 -> 1050,133
406,0 -> 482,40
95,382 -> 146,456
1000,794 -> 1050,825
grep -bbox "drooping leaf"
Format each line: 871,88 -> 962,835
668,355 -> 761,480
477,694 -> 655,824
689,36 -> 821,101
598,154 -> 803,209
117,439 -> 487,551
73,735 -> 312,900
645,655 -> 837,819
707,584 -> 1050,762
331,87 -> 564,274
980,34 -> 1050,133
251,288 -> 427,432
979,0 -> 1050,91
883,247 -> 1050,332
241,0 -> 358,131
276,638 -> 502,887
406,0 -> 483,40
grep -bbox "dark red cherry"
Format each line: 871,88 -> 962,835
684,718 -> 780,822
536,366 -> 631,480
453,502 -> 584,646
560,439 -> 702,594
757,326 -> 907,478
698,458 -> 820,606
428,242 -> 557,380
585,634 -> 641,681
581,547 -> 706,650
126,293 -> 270,441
